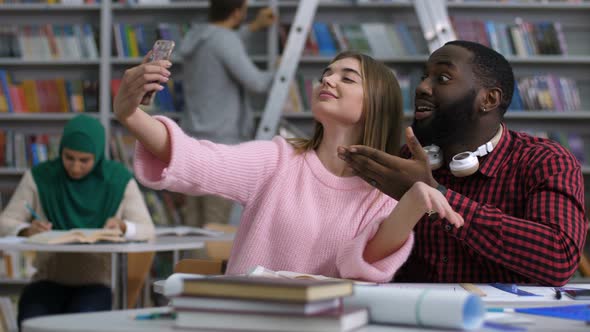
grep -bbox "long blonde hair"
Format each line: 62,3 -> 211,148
289,51 -> 403,156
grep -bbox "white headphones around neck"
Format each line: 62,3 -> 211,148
424,126 -> 503,177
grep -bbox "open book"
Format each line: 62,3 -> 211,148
154,226 -> 223,237
26,228 -> 124,245
247,265 -> 376,286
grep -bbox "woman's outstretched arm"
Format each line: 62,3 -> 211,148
113,58 -> 172,163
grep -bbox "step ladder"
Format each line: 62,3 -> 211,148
229,0 -> 320,225
255,0 -> 320,140
413,0 -> 456,52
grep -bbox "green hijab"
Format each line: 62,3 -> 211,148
32,115 -> 133,230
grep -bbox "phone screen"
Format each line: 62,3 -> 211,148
141,40 -> 175,105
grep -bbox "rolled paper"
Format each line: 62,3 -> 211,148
344,285 -> 485,330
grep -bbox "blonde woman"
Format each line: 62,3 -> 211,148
114,51 -> 463,283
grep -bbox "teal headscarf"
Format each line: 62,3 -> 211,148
31,115 -> 133,230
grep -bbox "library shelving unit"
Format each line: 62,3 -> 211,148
0,3 -> 102,193
0,0 -> 276,195
446,0 -> 590,173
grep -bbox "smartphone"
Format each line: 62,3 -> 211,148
141,39 -> 175,105
563,288 -> 590,300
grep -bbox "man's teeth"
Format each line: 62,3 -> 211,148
417,106 -> 433,111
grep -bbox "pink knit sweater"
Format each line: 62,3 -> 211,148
134,117 -> 413,282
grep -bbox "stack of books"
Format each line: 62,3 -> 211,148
169,275 -> 367,332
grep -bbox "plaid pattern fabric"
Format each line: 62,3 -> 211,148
396,126 -> 588,285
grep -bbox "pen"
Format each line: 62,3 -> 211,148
487,308 -> 516,313
483,322 -> 527,331
134,312 -> 176,320
24,202 -> 41,220
460,283 -> 487,297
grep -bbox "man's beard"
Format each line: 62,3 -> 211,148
412,89 -> 477,147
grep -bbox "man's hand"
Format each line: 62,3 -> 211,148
18,220 -> 52,237
104,217 -> 126,234
337,127 -> 437,200
113,54 -> 171,122
250,7 -> 276,32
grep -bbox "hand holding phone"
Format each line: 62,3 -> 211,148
141,40 -> 175,105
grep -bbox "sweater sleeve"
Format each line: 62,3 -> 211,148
336,220 -> 414,283
133,116 -> 283,205
118,179 -> 155,241
0,170 -> 41,236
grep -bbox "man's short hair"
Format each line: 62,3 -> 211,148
445,40 -> 515,115
209,0 -> 246,22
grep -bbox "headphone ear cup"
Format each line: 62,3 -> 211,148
449,152 -> 480,177
424,145 -> 443,170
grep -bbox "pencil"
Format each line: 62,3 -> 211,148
24,202 -> 41,220
460,283 -> 487,297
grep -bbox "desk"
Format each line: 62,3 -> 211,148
21,302 -> 590,332
23,282 -> 590,332
0,235 -> 232,309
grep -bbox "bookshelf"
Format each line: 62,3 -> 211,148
445,0 -> 590,180
280,0 -> 590,176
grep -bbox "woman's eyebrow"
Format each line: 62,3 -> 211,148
341,67 -> 361,78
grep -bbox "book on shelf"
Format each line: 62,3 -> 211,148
170,296 -> 341,316
0,23 -> 99,60
0,70 -> 99,114
278,22 -> 427,59
175,306 -> 368,332
167,275 -> 354,303
451,17 -> 568,57
112,22 -> 189,58
25,228 -> 124,245
0,131 -> 60,168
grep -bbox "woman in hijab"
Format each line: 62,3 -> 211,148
0,114 -> 154,327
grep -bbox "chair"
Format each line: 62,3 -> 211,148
173,223 -> 236,276
126,252 -> 155,308
174,258 -> 226,275
578,252 -> 590,277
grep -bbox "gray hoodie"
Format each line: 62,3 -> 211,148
179,24 -> 274,144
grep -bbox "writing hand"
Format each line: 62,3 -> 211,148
113,54 -> 171,122
104,217 -> 126,234
19,219 -> 52,237
337,127 -> 437,200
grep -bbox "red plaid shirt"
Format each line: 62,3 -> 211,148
395,124 -> 588,286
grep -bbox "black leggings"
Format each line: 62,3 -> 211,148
18,280 -> 112,330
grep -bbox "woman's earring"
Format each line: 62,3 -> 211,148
481,106 -> 487,112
